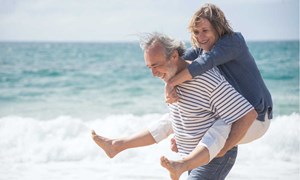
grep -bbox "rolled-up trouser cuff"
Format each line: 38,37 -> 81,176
198,120 -> 231,162
147,113 -> 172,143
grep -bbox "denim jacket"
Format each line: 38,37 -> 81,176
184,32 -> 273,121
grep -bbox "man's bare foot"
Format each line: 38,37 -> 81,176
91,130 -> 120,158
160,156 -> 185,180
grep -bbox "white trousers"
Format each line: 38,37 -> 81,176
199,114 -> 271,161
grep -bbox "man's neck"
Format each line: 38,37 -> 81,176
176,57 -> 188,74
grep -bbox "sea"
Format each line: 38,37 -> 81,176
0,40 -> 299,180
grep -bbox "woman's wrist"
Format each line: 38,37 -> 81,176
167,79 -> 175,87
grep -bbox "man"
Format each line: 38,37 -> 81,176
91,32 -> 257,180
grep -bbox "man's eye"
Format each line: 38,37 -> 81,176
149,65 -> 157,69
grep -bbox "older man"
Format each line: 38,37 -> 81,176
91,32 -> 257,180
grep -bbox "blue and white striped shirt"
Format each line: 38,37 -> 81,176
168,67 -> 253,155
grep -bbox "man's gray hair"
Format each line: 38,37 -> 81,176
139,32 -> 186,59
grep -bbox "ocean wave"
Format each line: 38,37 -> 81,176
0,113 -> 298,163
0,114 -> 163,163
237,113 -> 299,163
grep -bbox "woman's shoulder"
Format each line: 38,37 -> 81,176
216,32 -> 247,50
220,32 -> 245,42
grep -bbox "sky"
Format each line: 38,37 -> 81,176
0,0 -> 299,42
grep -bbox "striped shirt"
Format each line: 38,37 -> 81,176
168,67 -> 253,155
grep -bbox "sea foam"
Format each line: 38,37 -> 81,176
0,113 -> 298,164
0,113 -> 299,180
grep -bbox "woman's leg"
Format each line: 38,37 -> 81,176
187,146 -> 238,180
160,120 -> 231,180
91,129 -> 156,158
161,114 -> 270,180
238,115 -> 271,144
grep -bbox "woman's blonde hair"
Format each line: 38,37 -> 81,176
189,3 -> 234,48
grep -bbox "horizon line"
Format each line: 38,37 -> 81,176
0,39 -> 299,43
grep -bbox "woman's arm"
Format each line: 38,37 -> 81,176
168,33 -> 242,87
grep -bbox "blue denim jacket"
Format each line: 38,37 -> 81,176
184,32 -> 273,121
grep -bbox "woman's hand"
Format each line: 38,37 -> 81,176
165,83 -> 179,104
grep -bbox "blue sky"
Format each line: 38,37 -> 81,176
0,0 -> 299,42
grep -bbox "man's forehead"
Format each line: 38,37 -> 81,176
144,45 -> 166,67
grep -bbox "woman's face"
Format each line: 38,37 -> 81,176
192,18 -> 219,52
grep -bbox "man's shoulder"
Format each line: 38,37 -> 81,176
194,67 -> 224,81
183,67 -> 226,90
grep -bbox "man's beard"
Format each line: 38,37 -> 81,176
163,63 -> 177,82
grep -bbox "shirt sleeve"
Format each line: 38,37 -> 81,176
147,113 -> 173,143
187,33 -> 243,78
210,80 -> 254,125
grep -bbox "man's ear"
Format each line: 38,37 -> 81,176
171,50 -> 179,61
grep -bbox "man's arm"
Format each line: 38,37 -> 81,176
216,109 -> 257,157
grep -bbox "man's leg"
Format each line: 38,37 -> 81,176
187,146 -> 238,180
91,129 -> 156,158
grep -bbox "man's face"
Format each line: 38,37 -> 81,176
144,44 -> 177,82
192,18 -> 219,51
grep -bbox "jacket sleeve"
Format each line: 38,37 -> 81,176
182,47 -> 200,60
187,33 -> 243,77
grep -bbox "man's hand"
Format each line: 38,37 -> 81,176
165,83 -> 179,104
215,149 -> 227,158
170,137 -> 178,153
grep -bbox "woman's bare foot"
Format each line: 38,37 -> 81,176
91,130 -> 120,158
160,156 -> 186,180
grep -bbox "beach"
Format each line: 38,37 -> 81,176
0,41 -> 299,179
